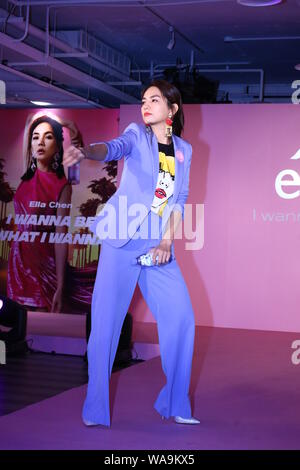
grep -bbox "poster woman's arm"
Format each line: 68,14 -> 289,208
51,184 -> 72,313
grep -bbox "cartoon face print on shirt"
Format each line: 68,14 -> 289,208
151,148 -> 175,217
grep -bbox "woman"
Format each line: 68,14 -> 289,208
64,80 -> 199,426
7,114 -> 75,312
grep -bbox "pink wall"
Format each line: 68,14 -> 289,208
120,104 -> 300,333
2,105 -> 300,333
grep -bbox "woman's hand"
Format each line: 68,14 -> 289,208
148,239 -> 172,265
63,145 -> 86,167
51,287 -> 63,313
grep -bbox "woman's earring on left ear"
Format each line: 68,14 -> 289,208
30,156 -> 37,172
165,113 -> 173,138
52,152 -> 60,170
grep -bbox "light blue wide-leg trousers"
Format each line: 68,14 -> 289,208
82,212 -> 195,427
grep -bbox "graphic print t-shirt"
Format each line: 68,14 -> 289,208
151,142 -> 175,217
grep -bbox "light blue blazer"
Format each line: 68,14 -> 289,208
90,122 -> 192,248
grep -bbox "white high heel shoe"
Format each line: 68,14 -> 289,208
83,418 -> 98,426
174,416 -> 200,425
161,415 -> 200,424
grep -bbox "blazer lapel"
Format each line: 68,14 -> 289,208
150,131 -> 159,194
172,134 -> 185,205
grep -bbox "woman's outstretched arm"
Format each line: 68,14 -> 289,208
60,119 -> 108,164
63,123 -> 138,166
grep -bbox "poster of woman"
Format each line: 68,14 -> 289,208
0,108 -> 119,315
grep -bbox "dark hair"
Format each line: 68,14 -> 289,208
21,115 -> 65,181
141,79 -> 184,137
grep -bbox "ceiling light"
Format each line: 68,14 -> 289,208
237,0 -> 282,5
295,64 -> 300,71
30,100 -> 52,106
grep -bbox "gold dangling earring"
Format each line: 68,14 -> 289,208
165,112 -> 173,138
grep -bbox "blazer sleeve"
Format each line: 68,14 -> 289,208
89,122 -> 138,162
175,143 -> 192,220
